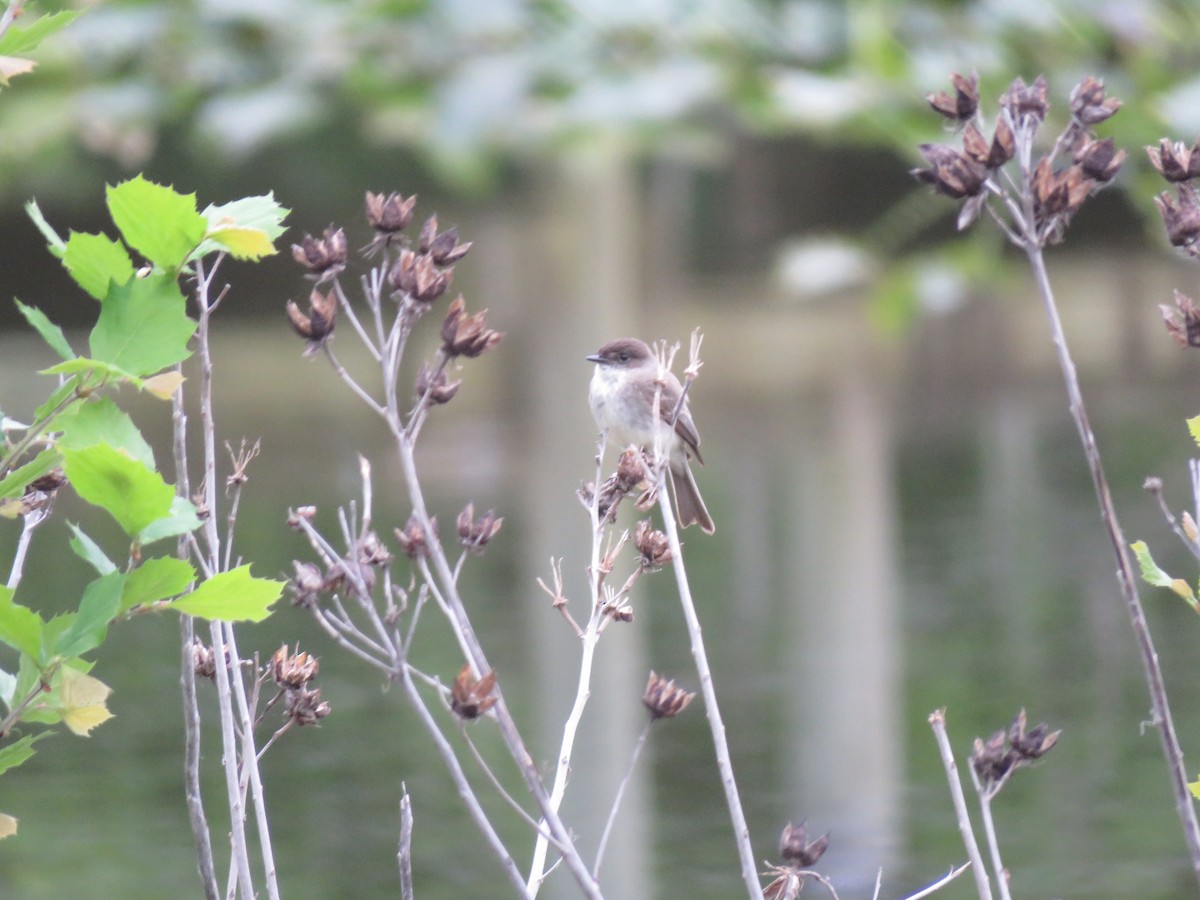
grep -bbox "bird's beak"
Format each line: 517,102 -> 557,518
586,354 -> 604,364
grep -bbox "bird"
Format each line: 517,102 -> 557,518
587,337 -> 715,534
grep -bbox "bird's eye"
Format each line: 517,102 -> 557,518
618,352 -> 629,362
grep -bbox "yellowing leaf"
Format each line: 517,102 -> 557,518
0,56 -> 35,85
1189,416 -> 1200,449
0,813 -> 17,838
142,370 -> 185,400
59,667 -> 114,736
205,225 -> 276,261
1131,540 -> 1199,611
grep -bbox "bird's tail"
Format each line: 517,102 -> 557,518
670,461 -> 715,534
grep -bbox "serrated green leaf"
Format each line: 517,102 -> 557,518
63,231 -> 135,301
53,572 -> 124,659
1130,540 -> 1198,611
203,225 -> 276,261
120,557 -> 195,614
40,358 -> 141,388
0,448 -> 61,502
202,194 -> 289,241
1188,416 -> 1200,449
138,495 -> 202,546
14,299 -> 74,361
67,524 -> 116,576
90,275 -> 196,376
61,444 -> 174,536
0,10 -> 80,55
0,734 -> 47,778
171,565 -> 283,623
0,586 -> 45,659
106,176 -> 207,272
1191,777 -> 1200,801
56,396 -> 154,469
25,198 -> 65,258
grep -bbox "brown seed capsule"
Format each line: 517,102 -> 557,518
1148,139 -> 1200,183
457,502 -> 503,553
365,191 -> 417,233
415,361 -> 462,405
291,227 -> 348,280
270,644 -> 320,688
284,685 -> 331,725
926,71 -> 979,123
634,519 -> 672,569
778,821 -> 830,868
451,663 -> 498,720
286,288 -> 338,355
1161,290 -> 1200,347
290,561 -> 325,607
999,74 -> 1049,122
1155,186 -> 1200,249
440,295 -> 504,358
912,144 -> 986,199
642,671 -> 695,720
395,514 -> 436,559
1069,76 -> 1121,126
1074,138 -> 1125,183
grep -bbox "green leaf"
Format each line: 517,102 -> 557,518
34,376 -> 83,421
63,231 -> 135,301
1188,416 -> 1200,449
14,299 -> 74,360
0,448 -> 61,502
120,557 -> 195,614
203,225 -> 277,261
171,565 -> 283,623
67,524 -> 117,576
0,734 -> 47,778
90,275 -> 196,376
0,10 -> 80,55
53,572 -> 125,659
138,495 -> 202,546
25,199 -> 66,257
1130,540 -> 1198,611
40,358 -> 141,388
56,396 -> 155,469
61,444 -> 174,536
0,586 -> 45,659
106,176 -> 207,272
202,194 -> 290,241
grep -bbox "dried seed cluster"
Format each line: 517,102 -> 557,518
971,708 -> 1060,790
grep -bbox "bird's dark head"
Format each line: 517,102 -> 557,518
587,338 -> 653,368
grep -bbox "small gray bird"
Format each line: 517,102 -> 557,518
587,338 -> 715,534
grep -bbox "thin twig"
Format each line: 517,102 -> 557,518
969,766 -> 1011,900
928,710 -> 993,900
398,789 -> 414,900
593,719 -> 652,879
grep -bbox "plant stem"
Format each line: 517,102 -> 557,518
1025,245 -> 1200,881
928,710 -> 993,900
593,719 -> 652,879
658,481 -> 762,900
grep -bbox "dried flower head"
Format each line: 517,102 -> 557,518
1069,76 -> 1121,126
389,249 -> 454,303
451,664 -> 498,720
926,71 -> 978,123
27,468 -> 67,494
270,644 -> 320,689
291,227 -> 347,281
285,685 -> 331,726
971,709 -> 1060,789
365,191 -> 417,234
1155,184 -> 1200,249
912,143 -> 986,199
962,120 -> 1015,170
286,288 -> 337,355
395,514 -> 435,559
999,74 -> 1050,123
642,671 -> 695,720
778,821 -> 830,868
418,214 -> 472,265
1074,138 -> 1125,183
415,361 -> 462,405
615,448 -> 649,493
1161,290 -> 1200,348
290,560 -> 325,607
634,519 -> 672,569
440,295 -> 504,358
1148,138 -> 1200,183
192,639 -> 217,679
457,502 -> 503,553
356,530 -> 393,567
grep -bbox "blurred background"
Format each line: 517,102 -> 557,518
5,0 -> 1200,897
